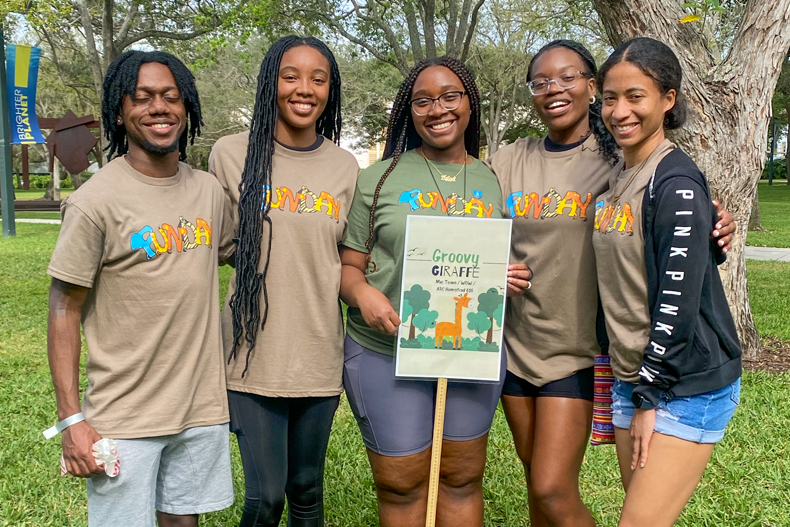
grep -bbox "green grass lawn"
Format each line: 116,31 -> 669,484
1,223 -> 789,526
747,260 -> 790,341
1,211 -> 62,221
746,182 -> 790,248
12,189 -> 74,201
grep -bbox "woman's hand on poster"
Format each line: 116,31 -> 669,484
506,263 -> 533,297
629,408 -> 656,471
712,200 -> 736,253
358,287 -> 401,335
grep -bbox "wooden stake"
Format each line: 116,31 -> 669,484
425,377 -> 448,527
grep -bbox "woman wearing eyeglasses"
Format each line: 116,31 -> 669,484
486,40 -> 735,527
339,56 -> 531,527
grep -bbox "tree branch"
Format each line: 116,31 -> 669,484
421,0 -> 437,58
723,0 -> 790,87
460,0 -> 485,63
363,0 -> 409,70
295,7 -> 410,75
453,0 -> 474,56
75,0 -> 105,103
119,27 -> 213,49
404,1 -> 425,62
102,0 -> 113,70
116,2 -> 139,56
446,0 -> 459,55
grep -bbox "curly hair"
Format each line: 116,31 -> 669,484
102,50 -> 202,161
364,56 -> 481,272
528,40 -> 619,165
228,35 -> 343,377
598,37 -> 687,130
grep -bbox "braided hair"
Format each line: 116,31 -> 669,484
102,50 -> 202,161
528,40 -> 619,165
229,36 -> 342,377
365,56 -> 481,272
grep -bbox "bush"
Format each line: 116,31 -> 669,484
762,157 -> 787,179
12,173 -> 92,190
400,337 -> 422,349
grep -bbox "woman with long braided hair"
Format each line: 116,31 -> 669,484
339,57 -> 531,526
486,39 -> 735,527
209,36 -> 358,527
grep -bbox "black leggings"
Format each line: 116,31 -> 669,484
228,391 -> 340,527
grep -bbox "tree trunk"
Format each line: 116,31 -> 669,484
749,192 -> 765,231
591,0 -> 790,357
486,318 -> 493,343
42,166 -> 67,200
72,172 -> 84,190
748,191 -> 764,231
409,314 -> 416,340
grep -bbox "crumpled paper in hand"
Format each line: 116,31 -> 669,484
60,438 -> 121,477
92,438 -> 120,477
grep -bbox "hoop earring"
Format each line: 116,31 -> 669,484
589,95 -> 596,104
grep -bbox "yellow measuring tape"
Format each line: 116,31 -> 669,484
425,377 -> 448,527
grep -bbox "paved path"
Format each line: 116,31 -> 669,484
4,218 -> 790,262
0,218 -> 62,225
744,246 -> 790,262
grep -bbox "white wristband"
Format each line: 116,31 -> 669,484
43,412 -> 85,439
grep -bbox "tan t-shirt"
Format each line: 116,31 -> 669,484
592,139 -> 676,382
209,132 -> 359,397
47,156 -> 234,439
487,135 -> 615,386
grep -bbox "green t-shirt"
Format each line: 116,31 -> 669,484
343,149 -> 505,355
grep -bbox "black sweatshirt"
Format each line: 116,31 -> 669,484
633,149 -> 742,409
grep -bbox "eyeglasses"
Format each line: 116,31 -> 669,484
409,91 -> 466,115
527,71 -> 591,96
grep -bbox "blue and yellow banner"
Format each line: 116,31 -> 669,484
5,44 -> 45,144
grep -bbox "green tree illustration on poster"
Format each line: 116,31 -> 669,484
403,284 -> 431,341
413,309 -> 439,335
467,311 -> 491,338
477,288 -> 504,344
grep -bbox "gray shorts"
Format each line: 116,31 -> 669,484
343,336 -> 506,457
87,423 -> 234,526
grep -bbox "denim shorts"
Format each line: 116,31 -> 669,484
610,378 -> 740,444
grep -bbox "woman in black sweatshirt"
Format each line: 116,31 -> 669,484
592,37 -> 742,527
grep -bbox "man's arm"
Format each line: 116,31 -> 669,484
47,278 -> 103,477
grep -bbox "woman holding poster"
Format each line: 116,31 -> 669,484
339,57 -> 530,526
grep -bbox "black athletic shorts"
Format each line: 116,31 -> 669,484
501,366 -> 594,401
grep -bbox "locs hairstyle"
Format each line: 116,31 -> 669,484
597,37 -> 687,130
528,40 -> 619,165
364,56 -> 481,272
229,36 -> 342,377
102,50 -> 202,161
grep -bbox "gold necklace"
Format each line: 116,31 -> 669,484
419,147 -> 468,182
612,156 -> 651,204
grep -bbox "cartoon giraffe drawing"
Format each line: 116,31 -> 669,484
434,292 -> 472,349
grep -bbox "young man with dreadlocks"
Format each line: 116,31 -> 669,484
46,50 -> 234,526
208,36 -> 358,527
339,57 -> 531,527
